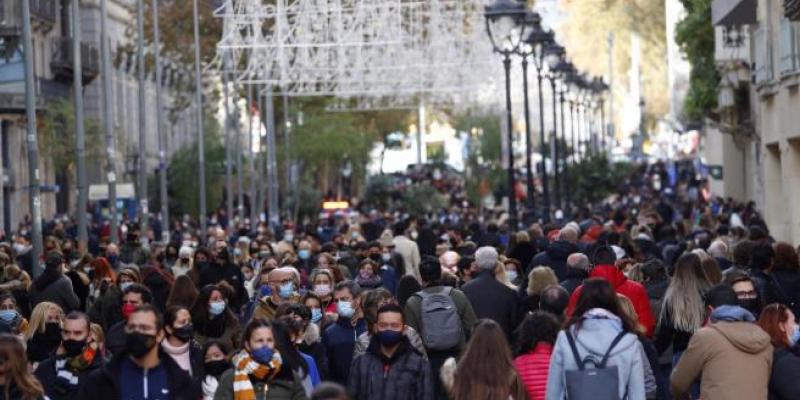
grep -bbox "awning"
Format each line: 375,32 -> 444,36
712,0 -> 757,26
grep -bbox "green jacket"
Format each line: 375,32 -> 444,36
213,369 -> 307,400
402,285 -> 477,352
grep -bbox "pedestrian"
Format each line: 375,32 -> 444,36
354,259 -> 383,290
670,284 -> 773,400
393,221 -> 421,281
253,267 -> 302,321
770,242 -> 800,317
76,304 -> 200,399
29,252 -> 80,315
538,284 -> 570,321
0,333 -> 46,399
559,253 -> 589,295
757,303 -> 800,400
321,281 -> 366,385
24,301 -> 64,365
276,303 -> 329,380
355,288 -> 425,359
514,311 -> 559,400
34,312 -> 101,400
201,340 -> 231,400
87,267 -> 139,332
747,243 -> 778,307
161,305 -> 204,378
521,266 -> 558,314
105,283 -> 152,357
166,275 -> 200,309
141,248 -> 176,312
442,319 -> 528,400
461,246 -> 520,341
214,318 -> 308,400
546,278 -> 646,400
527,227 -> 579,280
0,291 -> 28,336
191,284 -> 243,352
199,248 -> 248,310
348,304 -> 433,400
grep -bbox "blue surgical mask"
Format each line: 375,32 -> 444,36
376,329 -> 404,346
311,308 -> 323,323
259,284 -> 272,297
209,301 -> 226,316
337,300 -> 355,318
279,282 -> 295,299
298,250 -> 311,260
381,253 -> 392,263
507,270 -> 518,282
250,345 -> 274,365
0,310 -> 17,323
791,326 -> 800,347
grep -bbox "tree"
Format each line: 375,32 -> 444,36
675,0 -> 718,122
449,109 -> 507,205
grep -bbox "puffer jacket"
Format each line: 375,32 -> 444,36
348,336 -> 433,400
567,265 -> 656,337
514,343 -> 553,400
545,316 -> 646,400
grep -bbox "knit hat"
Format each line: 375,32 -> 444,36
378,231 -> 395,248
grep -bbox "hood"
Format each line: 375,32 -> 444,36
571,318 -> 639,358
589,265 -> 627,289
546,241 -> 578,261
710,305 -> 755,323
710,321 -> 772,354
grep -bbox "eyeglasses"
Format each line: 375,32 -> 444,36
735,290 -> 758,298
125,323 -> 157,335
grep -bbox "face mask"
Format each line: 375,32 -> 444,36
258,251 -> 271,260
507,270 -> 518,282
62,339 -> 86,357
337,300 -> 355,319
279,282 -> 295,299
209,301 -> 226,316
311,308 -> 323,323
125,331 -> 157,358
205,360 -> 230,378
284,234 -> 294,243
12,243 -> 26,254
259,284 -> 272,297
121,303 -> 137,320
119,282 -> 133,292
250,345 -> 274,365
298,250 -> 310,260
84,266 -> 94,275
172,323 -> 194,343
233,248 -> 242,258
376,330 -> 404,347
43,322 -> 62,343
381,253 -> 392,263
314,284 -> 331,297
739,298 -> 762,317
369,254 -> 381,263
0,310 -> 17,323
790,326 -> 800,347
106,255 -> 118,265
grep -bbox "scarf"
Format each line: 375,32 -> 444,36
232,349 -> 282,400
54,342 -> 98,394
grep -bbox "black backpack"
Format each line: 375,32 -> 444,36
564,330 -> 629,400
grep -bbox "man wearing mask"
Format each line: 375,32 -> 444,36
105,243 -> 121,270
172,246 -> 194,277
730,274 -> 764,318
252,267 -> 301,320
13,233 -> 33,277
199,247 -> 247,310
322,280 -> 367,385
77,305 -> 199,399
348,304 -> 433,400
35,312 -> 102,400
106,284 -> 153,356
119,229 -> 149,267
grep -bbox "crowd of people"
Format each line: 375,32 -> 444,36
0,160 -> 795,400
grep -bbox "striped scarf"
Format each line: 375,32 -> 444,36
232,349 -> 282,400
54,342 -> 98,394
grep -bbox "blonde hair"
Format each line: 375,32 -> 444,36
24,302 -> 63,341
3,264 -> 31,290
527,266 -> 558,296
493,262 -> 517,291
90,323 -> 105,352
617,294 -> 645,336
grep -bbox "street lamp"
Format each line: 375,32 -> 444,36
515,10 -> 541,214
484,0 -> 528,232
593,77 -> 610,154
558,62 -> 576,213
544,43 -> 568,212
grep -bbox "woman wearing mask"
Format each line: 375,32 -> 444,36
277,303 -> 328,381
192,285 -> 242,352
504,258 -> 523,289
202,340 -> 231,400
301,293 -> 326,329
189,248 -> 212,287
0,334 -> 46,399
87,267 -> 139,331
309,269 -> 337,315
758,303 -> 800,400
0,292 -> 27,337
354,260 -> 383,290
214,318 -> 309,400
442,319 -> 528,400
545,278 -> 646,400
24,302 -> 64,365
162,305 -> 204,377
85,257 -> 115,311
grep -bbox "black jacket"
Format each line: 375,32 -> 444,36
105,320 -> 126,357
348,336 -> 433,400
507,241 -> 539,274
748,269 -> 778,306
559,269 -> 589,295
527,241 -> 578,280
769,347 -> 800,400
461,270 -> 520,341
29,275 -> 81,314
75,350 -> 200,400
199,262 -> 247,309
34,352 -> 102,400
771,270 -> 800,316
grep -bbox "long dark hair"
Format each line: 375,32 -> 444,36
515,311 -> 559,356
452,319 -> 524,400
191,285 -> 237,332
166,275 -> 199,309
0,334 -> 44,399
243,318 -> 308,377
566,278 -> 634,332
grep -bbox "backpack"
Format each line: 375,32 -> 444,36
564,330 -> 628,400
415,287 -> 462,351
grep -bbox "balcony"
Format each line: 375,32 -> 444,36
30,0 -> 57,32
0,0 -> 56,38
50,37 -> 100,84
715,26 -> 751,63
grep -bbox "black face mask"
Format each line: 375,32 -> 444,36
62,339 -> 86,357
41,322 -> 62,344
739,298 -> 762,318
125,332 -> 157,358
204,359 -> 230,378
368,253 -> 382,263
172,323 -> 194,343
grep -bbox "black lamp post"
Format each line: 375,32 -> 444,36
559,62 -> 575,212
544,44 -> 568,212
594,77 -> 609,154
484,0 -> 527,232
515,11 -> 541,213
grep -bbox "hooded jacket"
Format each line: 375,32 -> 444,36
545,317 -> 646,400
671,306 -> 773,400
567,265 -> 656,337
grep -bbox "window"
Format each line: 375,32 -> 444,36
755,27 -> 774,83
779,18 -> 800,74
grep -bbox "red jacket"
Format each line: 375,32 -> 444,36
514,343 -> 553,400
566,264 -> 656,337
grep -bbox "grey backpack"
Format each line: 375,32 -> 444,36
564,330 -> 628,400
415,287 -> 462,351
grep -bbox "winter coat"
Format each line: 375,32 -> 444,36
214,369 -> 306,400
348,336 -> 433,400
403,285 -> 477,352
199,262 -> 248,310
253,294 -> 303,321
770,269 -> 800,317
393,235 -> 421,281
545,318 -> 646,400
768,347 -> 800,400
644,277 -> 668,322
654,305 -> 695,356
670,311 -> 772,400
507,241 -> 539,272
559,269 -> 588,296
75,349 -> 200,400
298,323 -> 329,380
526,241 -> 578,280
29,275 -> 81,314
322,317 -> 367,385
353,326 -> 427,359
567,265 -> 656,337
195,315 -> 243,354
514,342 -> 553,400
34,352 -> 103,400
461,270 -> 521,341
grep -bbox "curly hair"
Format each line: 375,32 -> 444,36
515,311 -> 560,356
